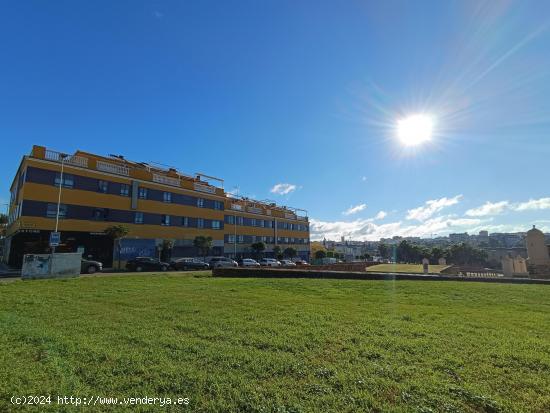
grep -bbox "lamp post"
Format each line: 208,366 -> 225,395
52,153 -> 68,253
234,214 -> 237,259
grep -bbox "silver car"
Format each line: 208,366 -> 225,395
240,258 -> 260,267
259,258 -> 281,267
209,257 -> 238,268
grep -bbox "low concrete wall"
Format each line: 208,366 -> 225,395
212,267 -> 550,285
307,262 -> 379,272
22,253 -> 81,280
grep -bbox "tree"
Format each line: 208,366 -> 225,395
283,247 -> 297,259
445,243 -> 487,266
160,239 -> 173,262
314,250 -> 326,260
310,241 -> 326,259
251,241 -> 266,259
0,213 -> 7,238
272,245 -> 283,260
430,247 -> 444,264
193,236 -> 213,260
378,243 -> 389,259
104,225 -> 129,270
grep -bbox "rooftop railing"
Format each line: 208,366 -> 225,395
96,160 -> 130,176
153,173 -> 180,187
45,149 -> 89,168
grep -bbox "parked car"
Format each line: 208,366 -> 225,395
280,259 -> 297,266
170,258 -> 210,271
239,258 -> 260,267
259,258 -> 281,267
81,258 -> 103,274
209,257 -> 238,268
126,257 -> 170,272
294,259 -> 310,266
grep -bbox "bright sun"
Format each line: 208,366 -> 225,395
396,114 -> 434,146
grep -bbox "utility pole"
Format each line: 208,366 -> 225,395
52,153 -> 68,254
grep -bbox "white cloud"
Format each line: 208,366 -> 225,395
513,197 -> 550,211
465,201 -> 509,217
406,195 -> 463,221
374,211 -> 387,220
310,214 -> 485,242
270,183 -> 297,195
342,203 -> 367,216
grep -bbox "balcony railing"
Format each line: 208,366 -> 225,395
153,173 -> 180,187
96,160 -> 130,176
194,183 -> 216,194
45,150 -> 88,168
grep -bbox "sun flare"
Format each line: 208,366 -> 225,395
396,114 -> 434,146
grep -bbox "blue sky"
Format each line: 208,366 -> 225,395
2,0 -> 550,240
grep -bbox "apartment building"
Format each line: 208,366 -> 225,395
4,146 -> 310,267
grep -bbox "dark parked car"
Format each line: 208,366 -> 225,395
126,257 -> 170,272
171,258 -> 210,271
81,258 -> 103,274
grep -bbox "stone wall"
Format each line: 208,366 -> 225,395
212,267 -> 550,285
306,262 -> 379,272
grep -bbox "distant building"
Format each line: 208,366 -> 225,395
449,232 -> 469,243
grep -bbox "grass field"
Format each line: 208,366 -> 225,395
366,264 -> 448,274
1,272 -> 549,412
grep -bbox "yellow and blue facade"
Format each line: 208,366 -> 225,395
5,145 -> 310,267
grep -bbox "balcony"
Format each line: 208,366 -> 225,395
96,160 -> 130,176
153,173 -> 180,186
44,149 -> 88,168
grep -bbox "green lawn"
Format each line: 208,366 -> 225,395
366,263 -> 449,274
1,272 -> 549,412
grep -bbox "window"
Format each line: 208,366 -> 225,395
267,220 -> 273,228
212,220 -> 221,230
135,212 -> 144,224
46,203 -> 67,219
197,198 -> 205,208
251,219 -> 256,227
237,235 -> 244,243
259,220 -> 264,228
197,218 -> 204,228
120,184 -> 130,197
98,180 -> 109,193
214,201 -> 223,210
226,215 -> 235,225
237,216 -> 244,226
163,192 -> 172,203
92,208 -> 107,221
161,215 -> 170,226
182,216 -> 188,227
54,173 -> 74,188
227,234 -> 235,243
138,187 -> 148,199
